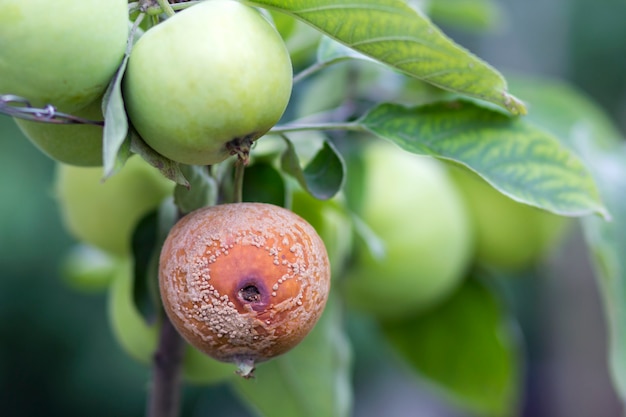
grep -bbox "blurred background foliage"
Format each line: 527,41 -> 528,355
1,0 -> 626,416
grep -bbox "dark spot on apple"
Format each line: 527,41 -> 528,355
240,285 -> 261,302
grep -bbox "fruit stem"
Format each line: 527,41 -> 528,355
233,159 -> 246,204
146,313 -> 185,417
155,0 -> 176,17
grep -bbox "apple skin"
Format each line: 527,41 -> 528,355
344,143 -> 473,319
107,259 -> 235,384
449,166 -> 571,271
54,156 -> 174,257
14,97 -> 104,166
123,0 -> 293,165
0,0 -> 128,112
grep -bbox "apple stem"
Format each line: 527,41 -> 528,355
233,159 -> 246,204
146,313 -> 185,417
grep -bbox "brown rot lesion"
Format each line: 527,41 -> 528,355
236,278 -> 269,312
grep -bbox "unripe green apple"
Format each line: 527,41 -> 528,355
108,259 -> 234,384
123,0 -> 293,165
54,156 -> 174,257
291,189 -> 353,277
14,97 -> 104,166
0,0 -> 128,112
449,166 -> 571,271
344,143 -> 473,319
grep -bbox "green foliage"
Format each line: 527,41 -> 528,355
232,296 -> 352,417
359,101 -> 606,217
3,1 -> 625,417
248,0 -> 526,114
507,75 -> 626,405
383,277 -> 521,417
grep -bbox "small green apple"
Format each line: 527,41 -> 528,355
108,259 -> 235,384
0,0 -> 128,112
61,244 -> 119,292
449,166 -> 571,271
123,0 -> 293,165
291,188 -> 353,276
14,97 -> 104,166
54,155 -> 174,257
344,142 -> 473,319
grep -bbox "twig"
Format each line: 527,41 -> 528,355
146,313 -> 185,417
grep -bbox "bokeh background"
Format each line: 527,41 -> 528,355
1,0 -> 625,416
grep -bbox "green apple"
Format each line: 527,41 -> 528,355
54,155 -> 174,257
61,244 -> 119,292
123,0 -> 293,165
14,97 -> 104,166
344,142 -> 473,319
449,166 -> 571,271
0,0 -> 128,112
108,259 -> 235,384
291,188 -> 353,277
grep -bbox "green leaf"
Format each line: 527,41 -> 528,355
242,161 -> 287,206
580,145 -> 626,404
173,165 -> 217,214
382,277 -> 522,417
359,101 -> 607,218
495,76 -> 626,402
280,136 -> 345,200
130,198 -> 178,324
249,0 -> 525,114
130,210 -> 159,324
130,130 -> 189,187
232,295 -> 352,417
102,20 -> 141,177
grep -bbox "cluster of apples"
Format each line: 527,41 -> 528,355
1,0 -> 292,167
1,0 -> 569,379
2,0 -> 331,377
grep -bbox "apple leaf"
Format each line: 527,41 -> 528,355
249,0 -> 525,114
242,161 -> 287,206
507,76 -> 626,405
129,130 -> 189,187
173,165 -> 217,214
231,295 -> 352,417
382,277 -> 522,417
280,136 -> 346,200
101,18 -> 142,178
580,145 -> 626,405
358,100 -> 607,218
130,198 -> 178,324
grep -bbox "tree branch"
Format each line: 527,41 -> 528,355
146,313 -> 185,417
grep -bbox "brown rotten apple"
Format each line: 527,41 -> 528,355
159,203 -> 330,377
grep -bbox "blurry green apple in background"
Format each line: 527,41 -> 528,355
61,244 -> 119,293
344,142 -> 473,319
108,260 -> 235,384
449,166 -> 571,271
54,156 -> 174,257
0,0 -> 128,112
291,188 -> 353,277
14,97 -> 104,166
123,0 -> 292,165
